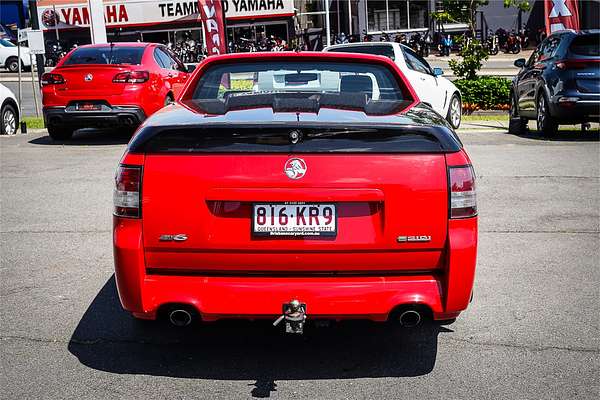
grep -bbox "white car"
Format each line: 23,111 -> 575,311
0,83 -> 19,135
324,42 -> 462,128
0,38 -> 32,72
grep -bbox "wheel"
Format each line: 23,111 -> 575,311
6,57 -> 20,73
446,94 -> 462,129
1,104 -> 18,135
508,92 -> 528,134
47,124 -> 74,141
536,94 -> 558,136
490,47 -> 499,56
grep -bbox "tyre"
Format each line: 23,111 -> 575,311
6,57 -> 20,73
508,92 -> 528,135
536,94 -> 558,136
446,93 -> 462,129
47,124 -> 74,141
1,104 -> 18,135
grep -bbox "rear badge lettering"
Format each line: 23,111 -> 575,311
397,235 -> 432,243
159,234 -> 188,242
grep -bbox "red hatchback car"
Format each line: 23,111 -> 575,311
113,52 -> 478,333
41,42 -> 191,140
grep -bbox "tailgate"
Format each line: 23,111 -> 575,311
141,153 -> 449,274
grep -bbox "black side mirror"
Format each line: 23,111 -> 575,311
514,58 -> 526,68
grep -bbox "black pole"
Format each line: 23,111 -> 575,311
28,0 -> 45,81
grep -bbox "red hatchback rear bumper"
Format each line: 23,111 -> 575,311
113,217 -> 477,322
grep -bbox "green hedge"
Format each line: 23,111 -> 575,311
454,77 -> 511,110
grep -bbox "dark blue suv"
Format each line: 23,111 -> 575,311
509,30 -> 599,136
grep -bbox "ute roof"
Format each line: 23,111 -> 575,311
74,42 -> 151,48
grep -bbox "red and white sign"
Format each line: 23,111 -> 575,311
199,0 -> 227,55
37,0 -> 294,31
544,0 -> 580,35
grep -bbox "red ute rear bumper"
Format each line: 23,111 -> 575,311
113,216 -> 477,322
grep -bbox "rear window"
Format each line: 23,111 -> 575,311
188,60 -> 407,114
327,45 -> 395,61
63,46 -> 145,65
570,34 -> 600,56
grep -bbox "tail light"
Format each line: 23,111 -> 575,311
114,165 -> 142,218
555,59 -> 593,70
449,165 -> 477,218
41,73 -> 65,86
113,70 -> 149,83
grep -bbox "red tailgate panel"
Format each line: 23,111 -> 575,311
142,154 -> 448,272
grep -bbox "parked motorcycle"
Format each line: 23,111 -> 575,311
44,40 -> 66,67
362,30 -> 372,42
485,32 -> 499,56
518,27 -> 530,49
505,31 -> 521,54
335,32 -> 349,45
409,32 -> 429,57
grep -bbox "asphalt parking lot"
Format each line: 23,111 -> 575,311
1,127 -> 599,399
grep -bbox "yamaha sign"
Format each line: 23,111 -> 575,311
37,0 -> 294,30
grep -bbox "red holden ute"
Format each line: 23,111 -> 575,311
41,42 -> 191,141
113,52 -> 477,333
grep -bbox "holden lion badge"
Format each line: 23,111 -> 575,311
284,158 -> 307,180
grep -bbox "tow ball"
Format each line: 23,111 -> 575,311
273,299 -> 307,334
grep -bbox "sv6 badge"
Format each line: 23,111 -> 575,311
159,234 -> 188,242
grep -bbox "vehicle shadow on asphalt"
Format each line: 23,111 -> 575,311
68,276 -> 451,397
28,129 -> 132,146
512,129 -> 600,142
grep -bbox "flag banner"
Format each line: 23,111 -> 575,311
198,0 -> 227,56
544,0 -> 580,35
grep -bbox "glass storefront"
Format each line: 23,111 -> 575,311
227,21 -> 290,52
366,0 -> 429,33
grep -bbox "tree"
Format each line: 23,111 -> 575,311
431,1 -> 489,36
503,0 -> 532,12
448,37 -> 489,80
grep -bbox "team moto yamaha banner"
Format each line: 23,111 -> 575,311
544,0 -> 580,35
198,0 -> 227,55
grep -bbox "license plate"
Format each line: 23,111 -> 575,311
76,102 -> 101,111
252,203 -> 337,237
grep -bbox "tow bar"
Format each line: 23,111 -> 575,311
273,299 -> 307,334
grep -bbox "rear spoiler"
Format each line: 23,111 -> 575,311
128,122 -> 462,154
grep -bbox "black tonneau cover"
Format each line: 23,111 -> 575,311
129,122 -> 461,153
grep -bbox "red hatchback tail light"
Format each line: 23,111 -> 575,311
41,73 -> 65,86
114,165 -> 142,218
449,165 -> 477,218
113,70 -> 149,83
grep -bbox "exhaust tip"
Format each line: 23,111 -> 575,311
398,310 -> 421,328
168,309 -> 193,327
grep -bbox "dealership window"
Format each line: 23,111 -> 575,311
366,0 -> 429,33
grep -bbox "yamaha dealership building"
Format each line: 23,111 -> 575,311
1,1 -> 598,50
